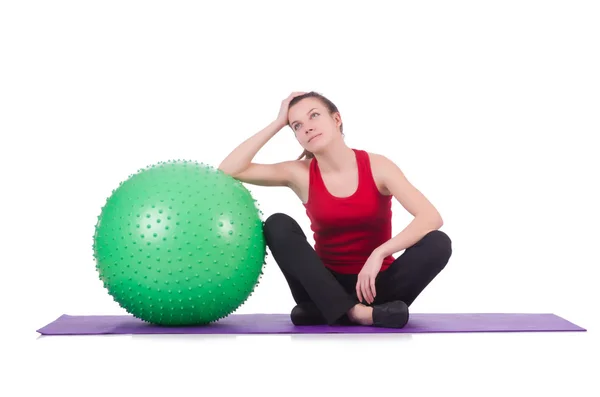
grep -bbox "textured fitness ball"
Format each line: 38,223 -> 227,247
92,159 -> 266,326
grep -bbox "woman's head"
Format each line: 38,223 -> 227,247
287,92 -> 345,160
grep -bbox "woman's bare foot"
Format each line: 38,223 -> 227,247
346,303 -> 374,325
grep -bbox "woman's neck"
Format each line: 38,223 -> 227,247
313,143 -> 356,173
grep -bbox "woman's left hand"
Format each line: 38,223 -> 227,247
356,250 -> 384,304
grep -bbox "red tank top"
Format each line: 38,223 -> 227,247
303,148 -> 396,274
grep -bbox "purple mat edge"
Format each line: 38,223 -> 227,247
37,313 -> 587,335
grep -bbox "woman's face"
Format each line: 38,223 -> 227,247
288,98 -> 341,152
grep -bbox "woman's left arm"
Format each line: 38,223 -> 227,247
372,154 -> 444,258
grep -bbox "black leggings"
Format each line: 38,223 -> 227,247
263,212 -> 453,325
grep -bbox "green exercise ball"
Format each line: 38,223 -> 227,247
92,159 -> 266,326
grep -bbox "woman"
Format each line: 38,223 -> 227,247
218,91 -> 452,328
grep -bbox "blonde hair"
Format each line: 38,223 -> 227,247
288,91 -> 344,161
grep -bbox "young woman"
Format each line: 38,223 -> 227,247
218,91 -> 452,328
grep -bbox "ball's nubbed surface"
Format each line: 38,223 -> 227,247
92,160 -> 266,326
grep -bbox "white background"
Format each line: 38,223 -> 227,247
2,1 -> 599,396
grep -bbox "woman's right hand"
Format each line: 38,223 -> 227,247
276,92 -> 307,127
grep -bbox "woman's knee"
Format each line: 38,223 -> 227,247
423,230 -> 452,266
263,213 -> 302,244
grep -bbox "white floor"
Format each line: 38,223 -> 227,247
14,316 -> 598,397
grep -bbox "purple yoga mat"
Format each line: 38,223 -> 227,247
37,313 -> 586,335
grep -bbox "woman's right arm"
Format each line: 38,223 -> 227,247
217,119 -> 294,187
218,92 -> 306,187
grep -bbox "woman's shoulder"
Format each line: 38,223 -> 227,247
291,157 -> 312,171
285,158 -> 312,185
363,150 -> 399,196
363,150 -> 392,167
